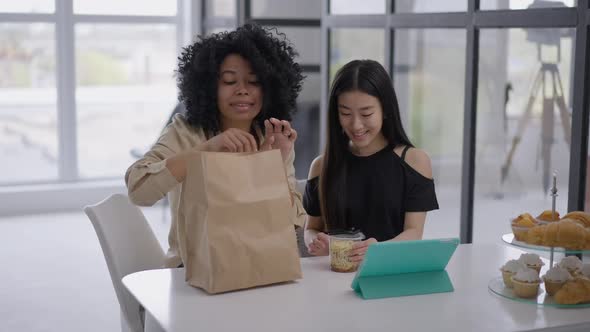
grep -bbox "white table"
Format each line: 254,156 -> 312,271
123,244 -> 590,332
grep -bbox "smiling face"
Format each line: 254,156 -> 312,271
217,54 -> 263,131
337,90 -> 388,156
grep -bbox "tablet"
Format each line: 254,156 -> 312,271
351,238 -> 460,298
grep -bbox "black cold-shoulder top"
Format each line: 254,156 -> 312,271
303,145 -> 439,241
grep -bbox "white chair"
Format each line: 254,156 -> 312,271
295,178 -> 307,196
294,179 -> 313,257
85,194 -> 166,332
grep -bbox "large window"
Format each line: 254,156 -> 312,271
251,0 -> 320,18
474,28 -> 574,243
205,0 -> 236,17
330,29 -> 385,81
237,0 -> 322,178
330,0 -> 386,14
73,0 -> 177,16
0,2 -> 54,13
395,1 -> 467,12
480,0 -> 575,10
75,24 -> 176,179
322,0 -> 590,244
393,29 -> 466,240
0,1 -> 185,185
0,23 -> 57,184
4,0 -> 590,229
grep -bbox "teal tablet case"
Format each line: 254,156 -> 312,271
351,238 -> 459,299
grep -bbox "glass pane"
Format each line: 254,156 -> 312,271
299,72 -> 320,104
475,28 -> 574,243
330,29 -> 385,82
0,23 -> 57,184
205,27 -> 235,36
252,0 -> 320,18
206,0 -> 236,17
330,0 -> 386,14
0,1 -> 54,13
481,0 -> 574,10
276,27 -> 320,65
74,0 -> 176,16
393,29 -> 466,240
75,24 -> 177,179
395,0 -> 467,12
293,73 -> 320,179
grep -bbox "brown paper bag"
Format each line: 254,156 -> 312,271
178,149 -> 302,293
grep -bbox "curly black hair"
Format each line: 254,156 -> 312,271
176,24 -> 303,137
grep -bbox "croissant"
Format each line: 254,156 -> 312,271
563,211 -> 590,228
525,220 -> 587,250
537,210 -> 560,221
525,224 -> 547,245
554,277 -> 590,305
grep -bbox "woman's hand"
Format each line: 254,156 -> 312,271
308,232 -> 330,256
259,118 -> 297,161
202,128 -> 258,153
349,238 -> 378,262
166,128 -> 258,183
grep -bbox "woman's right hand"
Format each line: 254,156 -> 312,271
308,232 -> 330,256
202,128 -> 258,152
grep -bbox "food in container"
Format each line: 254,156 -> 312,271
329,229 -> 365,273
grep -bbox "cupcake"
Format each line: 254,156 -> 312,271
580,263 -> 590,278
511,268 -> 542,298
500,260 -> 527,288
511,213 -> 536,241
542,265 -> 572,296
558,256 -> 583,275
518,253 -> 545,274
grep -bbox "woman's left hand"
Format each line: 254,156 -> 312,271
260,118 -> 297,161
349,238 -> 378,262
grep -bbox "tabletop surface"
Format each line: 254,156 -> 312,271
123,243 -> 590,332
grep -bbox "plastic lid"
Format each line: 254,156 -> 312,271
328,228 -> 365,241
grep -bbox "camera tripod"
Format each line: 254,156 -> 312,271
500,62 -> 571,192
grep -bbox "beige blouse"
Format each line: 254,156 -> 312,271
125,114 -> 306,268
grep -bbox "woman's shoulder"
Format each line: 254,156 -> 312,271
169,113 -> 191,130
158,113 -> 207,147
393,146 -> 433,180
308,155 -> 323,179
168,114 -> 205,136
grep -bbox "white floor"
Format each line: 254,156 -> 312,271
0,191 -> 586,332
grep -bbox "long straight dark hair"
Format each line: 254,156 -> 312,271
320,60 -> 413,231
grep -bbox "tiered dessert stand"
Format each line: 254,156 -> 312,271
488,174 -> 590,307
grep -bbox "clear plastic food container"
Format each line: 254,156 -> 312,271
329,229 -> 365,273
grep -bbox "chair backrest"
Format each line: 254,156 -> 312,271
294,179 -> 312,257
84,194 -> 165,332
295,178 -> 307,196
